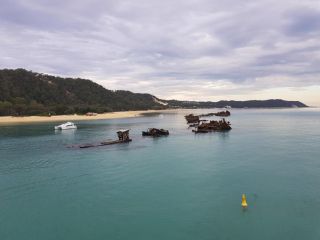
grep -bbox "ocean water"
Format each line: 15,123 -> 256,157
0,108 -> 320,240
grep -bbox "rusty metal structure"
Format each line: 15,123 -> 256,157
198,110 -> 231,117
77,129 -> 132,148
142,128 -> 169,137
185,114 -> 200,123
193,118 -> 231,133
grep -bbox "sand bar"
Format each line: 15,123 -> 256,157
0,110 -> 164,125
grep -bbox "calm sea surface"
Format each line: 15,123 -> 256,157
0,108 -> 320,240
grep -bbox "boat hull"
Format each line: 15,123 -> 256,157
55,126 -> 77,130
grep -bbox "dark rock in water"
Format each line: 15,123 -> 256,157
196,118 -> 231,132
142,128 -> 169,137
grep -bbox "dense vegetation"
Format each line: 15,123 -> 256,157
0,69 -> 165,116
165,99 -> 307,108
0,68 -> 307,116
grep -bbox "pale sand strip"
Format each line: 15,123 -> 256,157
0,110 -> 164,125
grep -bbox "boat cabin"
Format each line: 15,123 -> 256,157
117,129 -> 130,141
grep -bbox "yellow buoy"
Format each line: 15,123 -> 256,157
241,194 -> 248,208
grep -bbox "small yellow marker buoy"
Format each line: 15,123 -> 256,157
241,194 -> 248,208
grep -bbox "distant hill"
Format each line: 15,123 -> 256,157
0,69 -> 307,116
163,99 -> 307,108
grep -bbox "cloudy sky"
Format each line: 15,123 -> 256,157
1,0 -> 320,105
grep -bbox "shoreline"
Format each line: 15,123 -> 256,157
0,110 -> 165,125
0,107 -> 316,126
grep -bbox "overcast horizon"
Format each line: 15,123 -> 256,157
1,0 -> 320,106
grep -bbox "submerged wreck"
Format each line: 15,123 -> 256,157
215,110 -> 231,117
101,129 -> 132,144
192,118 -> 231,133
142,128 -> 169,137
198,110 -> 231,117
185,114 -> 200,123
77,129 -> 132,148
186,111 -> 230,124
188,123 -> 199,127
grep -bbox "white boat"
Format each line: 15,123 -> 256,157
54,122 -> 77,130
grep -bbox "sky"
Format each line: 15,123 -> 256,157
0,0 -> 320,106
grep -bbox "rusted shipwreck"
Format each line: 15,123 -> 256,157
102,129 -> 132,144
142,128 -> 169,137
198,110 -> 231,117
185,111 -> 230,123
192,118 -> 231,133
215,110 -> 231,117
77,129 -> 132,148
185,114 -> 200,123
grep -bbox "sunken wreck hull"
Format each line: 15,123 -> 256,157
198,110 -> 231,117
186,111 -> 230,124
213,110 -> 230,117
76,129 -> 132,148
101,139 -> 132,145
142,128 -> 169,137
192,129 -> 209,133
194,118 -> 232,133
185,114 -> 200,123
79,139 -> 132,148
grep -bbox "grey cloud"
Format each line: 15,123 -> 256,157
0,0 -> 320,104
284,8 -> 320,36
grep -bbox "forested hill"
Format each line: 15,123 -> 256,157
0,69 -> 307,116
0,69 -> 165,116
163,99 -> 307,108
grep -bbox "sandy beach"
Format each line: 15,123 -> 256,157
0,110 -> 164,125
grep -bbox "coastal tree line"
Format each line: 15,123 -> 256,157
0,69 -> 165,116
0,68 -> 307,116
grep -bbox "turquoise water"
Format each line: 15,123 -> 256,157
1,109 -> 320,240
